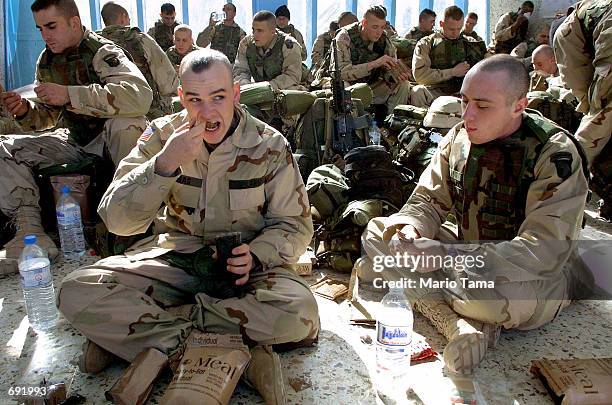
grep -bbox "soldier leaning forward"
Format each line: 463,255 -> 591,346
0,1 -> 151,275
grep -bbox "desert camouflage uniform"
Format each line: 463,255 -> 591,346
360,113 -> 589,330
412,32 -> 486,107
233,31 -> 305,91
491,12 -> 528,54
278,24 -> 307,61
311,31 -> 333,68
196,21 -> 246,64
554,0 -> 611,165
58,106 -> 320,362
0,29 -> 150,217
405,27 -> 433,41
147,19 -> 180,52
333,22 -> 412,111
100,25 -> 178,120
166,44 -> 200,72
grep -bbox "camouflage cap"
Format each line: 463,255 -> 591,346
423,96 -> 463,129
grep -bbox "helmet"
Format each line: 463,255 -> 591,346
423,96 -> 462,129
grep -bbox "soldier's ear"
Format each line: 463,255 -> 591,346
232,82 -> 240,104
513,96 -> 529,116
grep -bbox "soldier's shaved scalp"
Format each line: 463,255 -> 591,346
471,54 -> 529,104
101,2 -> 127,26
532,44 -> 554,60
180,49 -> 232,81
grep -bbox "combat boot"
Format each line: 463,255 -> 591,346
244,345 -> 287,405
413,294 -> 500,374
0,206 -> 58,275
78,339 -> 119,374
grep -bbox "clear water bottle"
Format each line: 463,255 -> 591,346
18,235 -> 58,331
56,185 -> 86,259
376,286 -> 413,379
369,121 -> 381,145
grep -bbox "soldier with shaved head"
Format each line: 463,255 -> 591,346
357,55 -> 589,375
57,48 -> 319,403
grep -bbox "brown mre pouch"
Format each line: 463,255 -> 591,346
161,332 -> 250,405
105,347 -> 168,405
50,174 -> 91,223
530,358 -> 612,404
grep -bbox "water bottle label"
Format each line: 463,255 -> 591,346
377,322 -> 412,346
20,264 -> 52,290
56,206 -> 81,226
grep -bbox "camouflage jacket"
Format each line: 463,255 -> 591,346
462,30 -> 483,42
166,44 -> 200,70
332,22 -> 396,84
100,25 -> 178,120
196,21 -> 246,64
311,31 -> 333,67
491,12 -> 527,53
554,0 -> 611,115
383,113 -> 588,282
147,19 -> 179,51
405,27 -> 433,41
17,29 -> 151,148
278,24 -> 307,61
233,32 -> 304,91
98,106 -> 313,269
413,31 -> 485,86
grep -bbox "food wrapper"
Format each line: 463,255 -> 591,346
161,333 -> 250,405
530,358 -> 612,404
105,348 -> 168,405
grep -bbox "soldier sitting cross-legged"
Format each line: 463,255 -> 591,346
57,48 -> 320,404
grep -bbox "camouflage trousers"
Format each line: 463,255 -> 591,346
360,217 -> 571,330
410,85 -> 450,108
57,255 -> 320,362
0,117 -> 146,215
575,100 -> 612,166
372,80 -> 412,111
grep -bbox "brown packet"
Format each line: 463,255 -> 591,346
105,347 -> 168,405
50,174 -> 91,223
530,358 -> 612,404
161,332 -> 251,405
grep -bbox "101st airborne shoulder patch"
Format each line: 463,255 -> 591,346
103,53 -> 120,67
285,39 -> 294,49
550,151 -> 573,180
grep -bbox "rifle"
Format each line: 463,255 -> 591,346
328,38 -> 369,158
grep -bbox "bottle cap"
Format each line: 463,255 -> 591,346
24,234 -> 37,245
61,185 -> 70,193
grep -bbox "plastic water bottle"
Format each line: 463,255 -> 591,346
376,286 -> 413,390
18,235 -> 58,331
369,121 -> 381,145
56,185 -> 86,259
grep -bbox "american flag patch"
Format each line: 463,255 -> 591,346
139,127 -> 154,142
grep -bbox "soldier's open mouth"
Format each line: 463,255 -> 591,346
205,121 -> 220,131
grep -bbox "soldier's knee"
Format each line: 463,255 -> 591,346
290,289 -> 320,340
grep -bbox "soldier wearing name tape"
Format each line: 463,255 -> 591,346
233,11 -> 304,91
166,24 -> 199,73
554,0 -> 612,220
99,2 -> 178,120
196,3 -> 246,64
332,5 -> 412,112
412,6 -> 486,108
357,55 -> 589,374
147,2 -> 179,52
57,49 -> 319,404
0,0 -> 150,274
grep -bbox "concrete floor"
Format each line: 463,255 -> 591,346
1,210 -> 611,404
